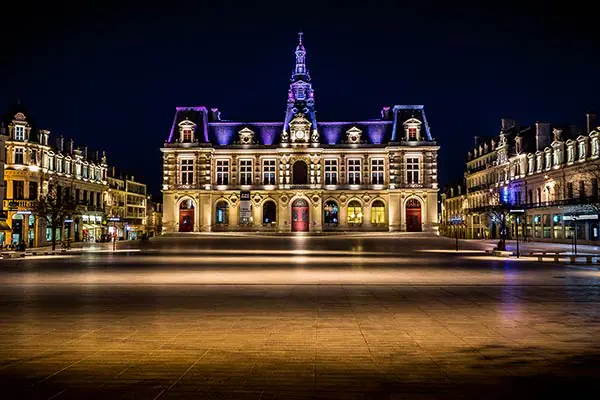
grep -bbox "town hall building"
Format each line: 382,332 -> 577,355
161,33 -> 439,233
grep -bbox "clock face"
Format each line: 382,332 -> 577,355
295,130 -> 305,140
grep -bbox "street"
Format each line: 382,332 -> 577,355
1,234 -> 600,399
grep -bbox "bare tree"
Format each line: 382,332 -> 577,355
485,188 -> 513,250
32,185 -> 76,251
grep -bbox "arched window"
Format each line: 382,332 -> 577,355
292,160 -> 308,185
347,200 -> 363,225
323,200 -> 339,224
262,201 -> 277,225
216,201 -> 229,224
371,200 -> 385,225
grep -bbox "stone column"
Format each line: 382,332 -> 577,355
388,192 -> 402,231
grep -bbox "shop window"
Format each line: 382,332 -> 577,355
347,200 -> 363,225
215,201 -> 229,224
262,201 -> 277,224
323,200 -> 339,224
371,200 -> 385,225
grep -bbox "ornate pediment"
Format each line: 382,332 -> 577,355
14,112 -> 26,121
178,119 -> 196,142
238,127 -> 255,144
346,126 -> 362,144
290,114 -> 311,143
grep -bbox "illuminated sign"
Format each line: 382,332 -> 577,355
239,191 -> 251,223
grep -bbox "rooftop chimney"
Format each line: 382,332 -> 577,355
95,150 -> 100,161
81,145 -> 88,159
111,166 -> 116,178
535,122 -> 552,151
56,135 -> 64,152
381,106 -> 391,120
67,138 -> 74,154
210,108 -> 221,121
586,112 -> 596,133
501,118 -> 517,132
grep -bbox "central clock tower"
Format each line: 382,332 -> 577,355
282,32 -> 319,148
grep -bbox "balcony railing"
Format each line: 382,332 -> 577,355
466,195 -> 600,214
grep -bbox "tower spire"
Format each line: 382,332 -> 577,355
292,31 -> 309,82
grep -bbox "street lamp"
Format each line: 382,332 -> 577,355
510,209 -> 525,258
570,216 -> 578,256
450,216 -> 464,251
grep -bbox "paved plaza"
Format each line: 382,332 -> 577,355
1,234 -> 600,399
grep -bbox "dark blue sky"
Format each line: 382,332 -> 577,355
2,2 -> 598,195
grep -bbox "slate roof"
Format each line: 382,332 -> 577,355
165,105 -> 434,146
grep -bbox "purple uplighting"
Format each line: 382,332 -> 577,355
259,126 -> 277,145
213,125 -> 235,145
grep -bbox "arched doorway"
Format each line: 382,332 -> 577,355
179,198 -> 195,232
262,201 -> 277,225
291,198 -> 309,232
292,160 -> 308,185
215,201 -> 229,225
323,200 -> 339,226
405,198 -> 422,232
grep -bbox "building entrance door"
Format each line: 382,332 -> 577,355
405,198 -> 422,232
179,199 -> 195,232
292,198 -> 309,232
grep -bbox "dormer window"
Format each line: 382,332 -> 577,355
592,137 -> 600,157
178,119 -> 196,143
579,141 -> 586,160
403,118 -> 422,141
408,128 -> 417,140
14,125 -> 25,141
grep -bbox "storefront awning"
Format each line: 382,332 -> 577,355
0,220 -> 11,231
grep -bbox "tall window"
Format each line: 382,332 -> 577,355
65,160 -> 71,175
347,200 -> 363,225
262,159 -> 276,185
324,159 -> 338,185
56,158 -> 63,173
30,150 -> 37,165
406,157 -> 419,184
371,158 -> 384,184
216,159 -> 229,185
180,159 -> 194,185
579,142 -> 586,160
14,148 -> 24,164
408,127 -> 417,140
13,181 -> 24,199
347,159 -> 361,185
593,138 -> 600,157
14,126 -> 25,141
371,200 -> 385,224
240,160 -> 253,185
49,156 -> 55,171
182,129 -> 192,142
28,182 -> 38,200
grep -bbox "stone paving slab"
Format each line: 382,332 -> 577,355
2,236 -> 600,398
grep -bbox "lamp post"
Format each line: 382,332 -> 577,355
510,209 -> 525,258
570,216 -> 578,256
450,216 -> 464,251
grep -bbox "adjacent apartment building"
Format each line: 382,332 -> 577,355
442,113 -> 600,244
161,33 -> 440,233
2,105 -> 158,246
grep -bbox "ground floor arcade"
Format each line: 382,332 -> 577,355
162,189 -> 438,233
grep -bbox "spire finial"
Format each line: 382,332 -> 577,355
298,31 -> 303,45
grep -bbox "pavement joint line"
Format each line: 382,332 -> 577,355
32,324 -> 141,387
152,349 -> 210,400
0,313 -> 133,372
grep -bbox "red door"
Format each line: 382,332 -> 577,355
405,199 -> 422,232
292,199 -> 309,232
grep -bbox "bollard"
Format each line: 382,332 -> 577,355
570,256 -> 577,264
586,256 -> 593,264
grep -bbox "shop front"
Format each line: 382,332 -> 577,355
80,214 -> 105,242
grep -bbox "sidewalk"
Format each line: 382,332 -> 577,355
473,239 -> 600,255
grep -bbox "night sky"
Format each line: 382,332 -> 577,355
2,2 -> 599,196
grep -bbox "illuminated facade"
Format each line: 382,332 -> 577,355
450,114 -> 600,244
1,108 -> 109,247
161,34 -> 439,233
105,168 -> 148,240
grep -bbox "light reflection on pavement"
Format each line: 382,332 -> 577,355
1,235 -> 600,399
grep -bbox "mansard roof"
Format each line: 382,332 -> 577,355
164,105 -> 434,147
